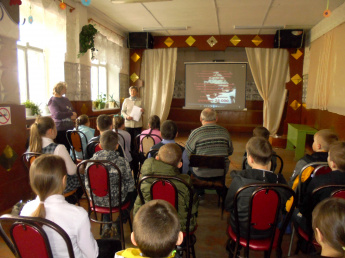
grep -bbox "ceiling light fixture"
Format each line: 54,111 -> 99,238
142,26 -> 188,31
234,25 -> 284,30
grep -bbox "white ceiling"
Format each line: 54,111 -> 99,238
89,0 -> 345,36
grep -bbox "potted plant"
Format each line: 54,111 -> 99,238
108,94 -> 119,109
78,24 -> 98,59
94,94 -> 106,109
23,100 -> 41,116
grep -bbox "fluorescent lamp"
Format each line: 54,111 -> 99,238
234,25 -> 284,30
142,26 -> 188,31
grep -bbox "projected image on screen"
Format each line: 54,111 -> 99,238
184,62 -> 247,110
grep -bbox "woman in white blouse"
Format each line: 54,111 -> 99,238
20,154 -> 98,258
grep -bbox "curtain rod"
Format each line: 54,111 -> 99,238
88,18 -> 124,39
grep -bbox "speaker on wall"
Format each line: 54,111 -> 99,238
128,32 -> 154,49
274,29 -> 304,48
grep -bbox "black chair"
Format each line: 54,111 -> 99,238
66,130 -> 88,163
189,154 -> 228,217
137,175 -> 196,258
76,160 -> 132,249
0,214 -> 75,258
21,152 -> 42,173
227,183 -> 295,258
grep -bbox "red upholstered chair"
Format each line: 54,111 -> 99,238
66,130 -> 88,163
137,175 -> 196,258
0,214 -> 75,258
76,160 -> 132,249
313,164 -> 332,176
227,183 -> 295,258
332,188 -> 345,198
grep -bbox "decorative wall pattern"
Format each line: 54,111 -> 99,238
64,62 -> 91,101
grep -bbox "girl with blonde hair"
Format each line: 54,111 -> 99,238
21,154 -> 98,258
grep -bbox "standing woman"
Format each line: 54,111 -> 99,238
48,82 -> 77,152
121,86 -> 144,151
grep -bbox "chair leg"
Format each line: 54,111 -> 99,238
288,227 -> 295,256
128,216 -> 133,232
100,214 -> 103,235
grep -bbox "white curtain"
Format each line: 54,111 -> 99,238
140,48 -> 177,128
246,48 -> 289,135
19,0 -> 66,99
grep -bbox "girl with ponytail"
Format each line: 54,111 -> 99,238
20,155 -> 98,258
74,114 -> 95,160
29,116 -> 79,197
140,115 -> 162,151
113,115 -> 132,162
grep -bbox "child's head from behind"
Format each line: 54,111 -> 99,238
312,198 -> 345,257
148,115 -> 160,130
132,200 -> 182,258
30,154 -> 67,218
313,129 -> 338,152
161,120 -> 178,140
253,126 -> 270,140
97,114 -> 112,132
156,143 -> 182,168
328,141 -> 345,172
76,114 -> 89,129
100,130 -> 118,151
246,136 -> 272,166
30,116 -> 56,152
113,115 -> 125,132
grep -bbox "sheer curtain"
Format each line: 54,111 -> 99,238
246,48 -> 289,135
307,22 -> 345,115
140,48 -> 177,128
19,0 -> 66,100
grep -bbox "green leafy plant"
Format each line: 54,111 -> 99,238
23,100 -> 41,116
94,94 -> 107,109
78,24 -> 98,59
108,94 -> 119,108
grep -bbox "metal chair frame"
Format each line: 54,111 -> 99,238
76,160 -> 132,249
0,214 -> 75,258
229,183 -> 296,258
137,175 -> 196,258
242,154 -> 283,174
66,130 -> 88,162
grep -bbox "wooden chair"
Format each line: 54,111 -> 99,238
0,214 -> 75,258
227,183 -> 295,258
66,130 -> 88,163
189,154 -> 228,217
76,160 -> 132,249
137,175 -> 196,258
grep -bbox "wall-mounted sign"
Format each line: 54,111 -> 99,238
0,107 -> 11,125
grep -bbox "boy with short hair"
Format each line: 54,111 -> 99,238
290,129 -> 338,183
134,143 -> 199,232
85,130 -> 136,238
148,120 -> 184,158
86,114 -> 125,159
292,141 -> 345,235
115,200 -> 183,258
225,137 -> 288,239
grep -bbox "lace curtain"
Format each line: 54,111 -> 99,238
19,0 -> 66,98
92,23 -> 128,69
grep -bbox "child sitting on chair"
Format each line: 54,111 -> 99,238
133,143 -> 199,233
73,114 -> 95,160
21,154 -> 98,258
86,130 -> 136,238
312,198 -> 345,258
140,115 -> 162,151
115,200 -> 183,258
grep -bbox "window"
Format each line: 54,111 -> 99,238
17,42 -> 46,105
91,60 -> 108,101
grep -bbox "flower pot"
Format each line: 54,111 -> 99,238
108,102 -> 115,108
99,102 -> 106,109
25,108 -> 33,116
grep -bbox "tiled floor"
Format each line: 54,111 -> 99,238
0,132 -> 312,257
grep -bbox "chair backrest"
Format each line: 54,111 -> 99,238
332,189 -> 345,199
189,154 -> 226,170
312,184 -> 345,200
138,175 -> 193,228
66,130 -> 88,161
313,165 -> 332,177
21,152 -> 42,172
135,133 -> 162,156
233,183 -> 296,256
117,133 -> 126,151
77,160 -> 123,216
0,214 -> 75,258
